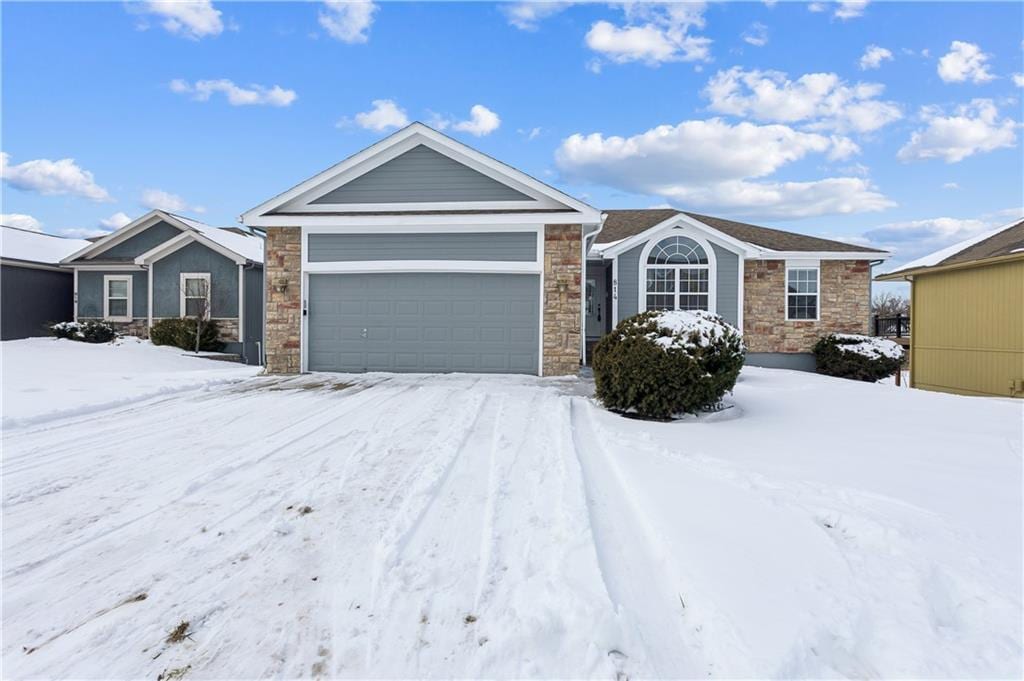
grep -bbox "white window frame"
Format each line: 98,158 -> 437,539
180,272 -> 211,319
103,275 -> 133,322
785,262 -> 820,322
639,232 -> 717,314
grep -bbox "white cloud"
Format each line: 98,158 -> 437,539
703,67 -> 902,134
1,213 -> 42,231
897,99 -> 1018,163
58,226 -> 111,239
827,135 -> 861,161
0,152 -> 112,202
808,2 -> 826,12
502,2 -> 572,31
863,216 -> 992,263
585,2 -> 711,67
835,0 -> 869,20
859,44 -> 893,70
937,41 -> 995,83
140,188 -> 205,214
319,0 -> 377,43
169,79 -> 297,107
555,118 -> 893,219
942,182 -> 960,190
452,105 -> 501,137
342,99 -> 410,132
519,126 -> 543,141
1013,73 -> 1024,88
742,22 -> 769,48
100,212 -> 133,229
133,1 -> 224,40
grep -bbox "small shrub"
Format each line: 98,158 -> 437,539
50,321 -> 117,344
149,317 -> 224,352
813,333 -> 903,382
592,310 -> 746,419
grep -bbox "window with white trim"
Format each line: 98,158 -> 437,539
180,273 -> 211,318
644,236 -> 710,312
103,275 -> 132,321
786,266 -> 819,320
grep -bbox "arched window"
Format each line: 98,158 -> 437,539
644,235 -> 712,312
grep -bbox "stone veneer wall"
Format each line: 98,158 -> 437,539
743,259 -> 871,353
542,224 -> 582,376
78,317 -> 240,342
264,226 -> 302,374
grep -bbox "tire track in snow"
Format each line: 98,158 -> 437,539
568,398 -> 705,678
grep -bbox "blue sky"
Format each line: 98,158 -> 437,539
2,1 -> 1022,279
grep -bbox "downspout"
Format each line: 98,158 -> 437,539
580,214 -> 608,367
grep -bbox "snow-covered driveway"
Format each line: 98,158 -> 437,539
2,369 -> 1021,679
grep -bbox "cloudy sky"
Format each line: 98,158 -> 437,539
2,1 -> 1022,282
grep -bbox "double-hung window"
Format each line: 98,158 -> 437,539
180,273 -> 211,318
786,265 -> 819,320
644,236 -> 711,312
103,275 -> 132,321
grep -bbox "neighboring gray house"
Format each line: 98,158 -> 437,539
1,225 -> 90,340
242,122 -> 890,376
61,210 -> 265,364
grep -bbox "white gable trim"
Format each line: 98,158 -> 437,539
60,210 -> 189,263
134,231 -> 248,266
240,123 -> 602,225
599,214 -> 757,260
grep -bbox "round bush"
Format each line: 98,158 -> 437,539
812,333 -> 903,382
592,310 -> 745,419
50,321 -> 117,343
150,317 -> 224,352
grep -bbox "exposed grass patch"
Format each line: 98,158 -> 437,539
166,621 -> 191,644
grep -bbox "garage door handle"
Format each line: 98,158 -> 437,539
361,328 -> 368,339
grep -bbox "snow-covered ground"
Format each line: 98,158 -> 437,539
2,351 -> 1021,678
1,337 -> 259,429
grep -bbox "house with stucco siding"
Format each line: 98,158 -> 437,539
243,123 -> 889,376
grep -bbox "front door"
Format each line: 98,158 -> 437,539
585,265 -> 607,340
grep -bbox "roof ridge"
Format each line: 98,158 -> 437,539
1,224 -> 77,239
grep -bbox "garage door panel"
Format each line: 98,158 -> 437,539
308,272 -> 539,374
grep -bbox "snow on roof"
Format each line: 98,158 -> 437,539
886,218 -> 1021,274
166,213 -> 264,263
1,225 -> 91,265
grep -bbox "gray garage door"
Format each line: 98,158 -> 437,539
308,272 -> 540,374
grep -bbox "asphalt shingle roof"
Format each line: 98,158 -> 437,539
597,209 -> 886,254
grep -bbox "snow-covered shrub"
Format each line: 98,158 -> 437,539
812,333 -> 904,382
592,310 -> 745,419
50,321 -> 117,344
150,318 -> 224,352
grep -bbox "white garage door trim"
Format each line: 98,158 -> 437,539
300,224 -> 546,375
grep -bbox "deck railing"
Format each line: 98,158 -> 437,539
873,314 -> 910,338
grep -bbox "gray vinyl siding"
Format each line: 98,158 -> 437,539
1,265 -> 73,339
310,145 -> 532,204
94,221 -> 181,261
240,265 -> 264,365
615,244 -> 644,322
308,272 -> 539,374
308,232 -> 536,262
614,241 -> 741,326
711,243 -> 739,327
152,241 -> 239,318
77,270 -> 147,319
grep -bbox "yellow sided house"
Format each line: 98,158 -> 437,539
877,218 -> 1024,398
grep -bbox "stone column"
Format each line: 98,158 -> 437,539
264,226 -> 302,374
542,224 -> 582,376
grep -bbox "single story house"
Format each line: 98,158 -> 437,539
877,218 -> 1024,398
242,122 -> 890,376
1,225 -> 90,340
60,210 -> 265,364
